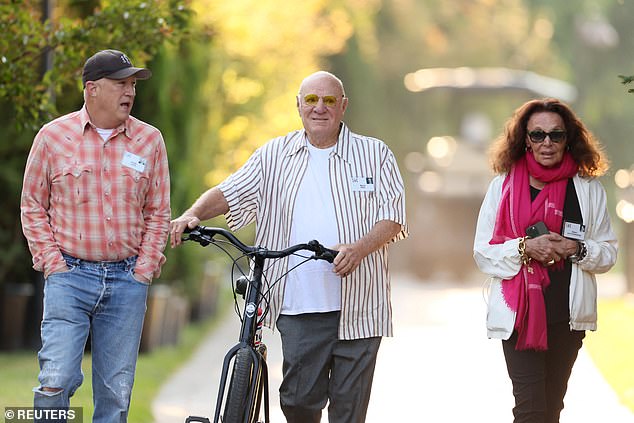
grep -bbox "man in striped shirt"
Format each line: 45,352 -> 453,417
21,50 -> 170,422
170,71 -> 407,423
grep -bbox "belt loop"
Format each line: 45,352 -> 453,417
62,253 -> 80,267
125,256 -> 137,272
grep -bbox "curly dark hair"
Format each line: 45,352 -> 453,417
489,98 -> 609,177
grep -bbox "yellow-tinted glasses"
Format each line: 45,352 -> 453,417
302,94 -> 342,107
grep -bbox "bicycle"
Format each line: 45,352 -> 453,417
182,226 -> 338,423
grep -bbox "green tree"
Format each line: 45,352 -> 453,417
189,0 -> 363,185
1,0 -> 191,129
0,0 -> 191,284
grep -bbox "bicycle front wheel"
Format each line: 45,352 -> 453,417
222,347 -> 262,423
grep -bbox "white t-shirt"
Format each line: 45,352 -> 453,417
281,143 -> 341,314
95,127 -> 114,141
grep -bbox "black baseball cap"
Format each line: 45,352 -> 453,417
82,49 -> 152,87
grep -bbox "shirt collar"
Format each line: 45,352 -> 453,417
333,122 -> 351,163
287,130 -> 309,156
290,122 -> 351,163
79,104 -> 133,140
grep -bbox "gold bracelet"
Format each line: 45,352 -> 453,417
518,236 -> 531,266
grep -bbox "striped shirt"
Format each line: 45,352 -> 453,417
20,106 -> 171,281
218,123 -> 408,339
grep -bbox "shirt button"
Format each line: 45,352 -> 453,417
106,217 -> 111,221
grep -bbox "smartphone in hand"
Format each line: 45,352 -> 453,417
526,221 -> 549,238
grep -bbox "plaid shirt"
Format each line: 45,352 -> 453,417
21,106 -> 170,281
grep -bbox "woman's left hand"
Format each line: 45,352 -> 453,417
525,233 -> 574,266
546,233 -> 579,263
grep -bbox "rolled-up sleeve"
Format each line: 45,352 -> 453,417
377,146 -> 408,242
218,148 -> 263,232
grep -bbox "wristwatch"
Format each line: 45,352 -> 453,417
568,241 -> 587,263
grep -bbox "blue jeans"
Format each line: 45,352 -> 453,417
34,254 -> 149,423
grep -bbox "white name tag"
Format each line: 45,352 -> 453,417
122,151 -> 147,173
351,176 -> 374,192
563,221 -> 585,240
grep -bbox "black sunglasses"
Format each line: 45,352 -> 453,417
527,130 -> 567,143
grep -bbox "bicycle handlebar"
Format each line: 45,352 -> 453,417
184,226 -> 339,263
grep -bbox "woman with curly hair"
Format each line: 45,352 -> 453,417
473,98 -> 618,422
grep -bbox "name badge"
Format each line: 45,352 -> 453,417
563,221 -> 585,240
122,151 -> 147,173
351,176 -> 374,192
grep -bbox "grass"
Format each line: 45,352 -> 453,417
584,295 -> 634,413
0,309 -> 226,422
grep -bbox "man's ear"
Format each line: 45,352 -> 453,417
86,81 -> 98,97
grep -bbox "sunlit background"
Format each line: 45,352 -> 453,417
2,0 -> 634,421
3,0 -> 634,293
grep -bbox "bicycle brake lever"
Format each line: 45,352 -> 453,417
306,240 -> 338,263
184,229 -> 212,247
318,250 -> 338,263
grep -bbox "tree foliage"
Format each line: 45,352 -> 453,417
0,0 -> 192,284
0,0 -> 192,130
189,0 -> 369,186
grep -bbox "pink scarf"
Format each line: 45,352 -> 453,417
490,152 -> 578,350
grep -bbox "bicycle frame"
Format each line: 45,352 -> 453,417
183,226 -> 337,423
213,251 -> 269,423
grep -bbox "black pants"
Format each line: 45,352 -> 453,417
502,323 -> 585,423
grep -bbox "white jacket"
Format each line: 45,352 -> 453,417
473,174 -> 618,339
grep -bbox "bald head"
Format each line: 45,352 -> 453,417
299,71 -> 346,97
296,71 -> 348,148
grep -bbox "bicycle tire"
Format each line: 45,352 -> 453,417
223,347 -> 260,423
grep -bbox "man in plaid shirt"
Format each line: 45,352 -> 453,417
20,49 -> 170,422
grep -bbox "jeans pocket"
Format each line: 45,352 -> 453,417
47,266 -> 76,281
128,269 -> 150,286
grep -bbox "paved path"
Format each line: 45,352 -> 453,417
152,273 -> 634,422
